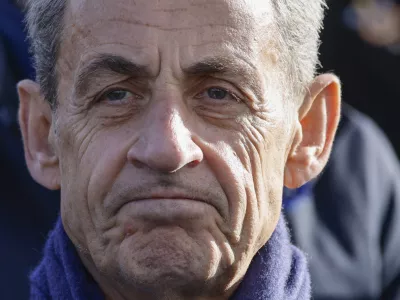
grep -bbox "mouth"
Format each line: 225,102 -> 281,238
131,197 -> 219,214
119,198 -> 221,231
117,188 -> 224,218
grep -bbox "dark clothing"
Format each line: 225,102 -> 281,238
0,0 -> 34,80
320,0 -> 400,158
286,104 -> 400,300
30,216 -> 310,300
0,2 -> 59,300
0,0 -> 34,126
0,121 -> 59,300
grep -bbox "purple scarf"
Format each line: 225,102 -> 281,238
30,216 -> 310,299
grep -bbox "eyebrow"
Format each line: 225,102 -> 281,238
74,53 -> 262,100
74,54 -> 152,98
184,55 -> 255,76
183,56 -> 262,99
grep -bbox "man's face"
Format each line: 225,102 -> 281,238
42,0 -> 297,297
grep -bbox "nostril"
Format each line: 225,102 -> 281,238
188,160 -> 200,168
132,159 -> 146,169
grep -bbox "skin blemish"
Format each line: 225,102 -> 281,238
124,223 -> 137,238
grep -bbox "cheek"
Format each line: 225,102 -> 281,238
202,139 -> 248,243
234,116 -> 291,246
57,115 -> 135,247
198,110 -> 291,247
84,130 -> 131,215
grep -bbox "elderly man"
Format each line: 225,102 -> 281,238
18,0 -> 340,299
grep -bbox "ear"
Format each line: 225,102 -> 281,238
284,74 -> 341,189
18,80 -> 60,190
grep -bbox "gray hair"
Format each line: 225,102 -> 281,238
25,0 -> 326,107
25,0 -> 66,108
271,0 -> 327,100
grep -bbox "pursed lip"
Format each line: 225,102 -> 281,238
113,187 -> 225,218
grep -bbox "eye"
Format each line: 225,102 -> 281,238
195,87 -> 240,102
100,89 -> 140,103
207,87 -> 228,100
103,90 -> 133,102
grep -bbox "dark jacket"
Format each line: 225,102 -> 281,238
286,104 -> 400,300
320,0 -> 400,158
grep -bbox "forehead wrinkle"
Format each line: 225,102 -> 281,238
59,41 -> 148,69
63,0 -> 274,96
77,17 -> 242,33
67,0 -> 252,33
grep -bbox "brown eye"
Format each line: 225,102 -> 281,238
207,87 -> 228,100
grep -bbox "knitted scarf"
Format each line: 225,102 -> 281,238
30,216 -> 310,300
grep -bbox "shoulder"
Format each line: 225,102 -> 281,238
329,103 -> 399,185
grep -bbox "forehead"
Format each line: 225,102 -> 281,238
66,0 -> 272,36
61,0 -> 274,69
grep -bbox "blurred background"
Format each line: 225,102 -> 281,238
320,0 -> 400,158
1,0 -> 400,299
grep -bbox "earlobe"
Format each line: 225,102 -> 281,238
18,80 -> 61,190
284,74 -> 341,189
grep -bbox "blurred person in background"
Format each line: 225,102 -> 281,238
284,1 -> 400,298
285,103 -> 400,300
0,0 -> 59,299
347,0 -> 400,50
320,0 -> 400,157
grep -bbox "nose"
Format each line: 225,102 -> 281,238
127,103 -> 203,173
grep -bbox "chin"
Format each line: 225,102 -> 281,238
115,226 -> 224,295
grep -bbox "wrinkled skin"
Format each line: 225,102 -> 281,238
18,0 -> 341,299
